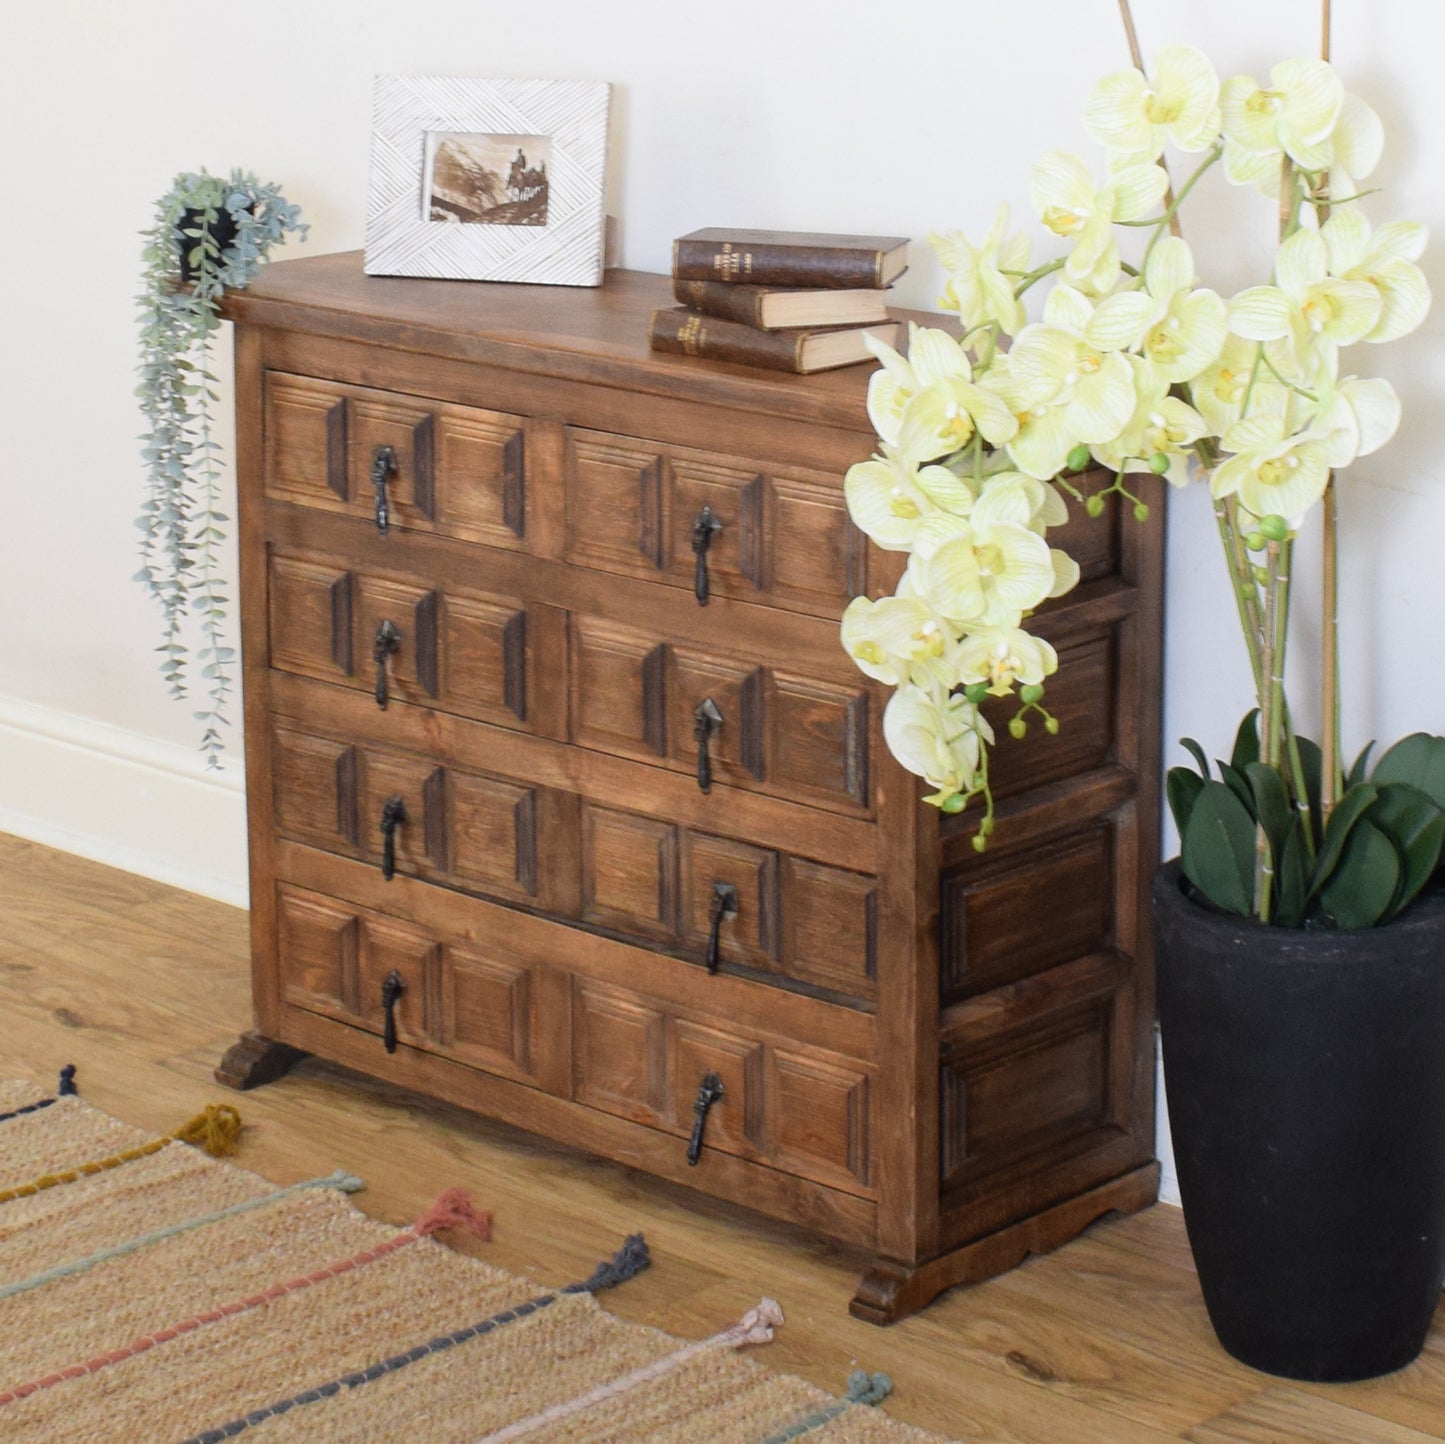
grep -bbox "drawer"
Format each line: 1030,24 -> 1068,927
272,722 -> 577,917
580,799 -> 878,1000
569,614 -> 871,816
564,427 -> 870,619
275,883 -> 552,1088
264,373 -> 532,551
267,547 -> 564,736
573,978 -> 875,1196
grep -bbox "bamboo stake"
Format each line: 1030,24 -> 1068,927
1319,0 -> 1342,820
1115,0 -> 1183,238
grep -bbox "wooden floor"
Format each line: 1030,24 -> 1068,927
2,831 -> 1441,1442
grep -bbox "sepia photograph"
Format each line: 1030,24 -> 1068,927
422,131 -> 551,226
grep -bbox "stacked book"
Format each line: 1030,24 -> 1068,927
649,227 -> 907,374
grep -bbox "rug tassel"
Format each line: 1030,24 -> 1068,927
844,1370 -> 893,1406
57,1065 -> 77,1096
415,1187 -> 492,1241
326,1170 -> 366,1194
733,1298 -> 785,1347
580,1233 -> 651,1293
172,1104 -> 243,1157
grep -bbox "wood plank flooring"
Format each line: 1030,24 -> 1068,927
1,831 -> 1441,1441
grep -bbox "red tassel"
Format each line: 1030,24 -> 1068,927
414,1187 -> 492,1241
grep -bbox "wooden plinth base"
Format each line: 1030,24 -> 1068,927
850,1161 -> 1162,1325
215,1031 -> 309,1091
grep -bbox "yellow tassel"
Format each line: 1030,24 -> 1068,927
171,1104 -> 243,1157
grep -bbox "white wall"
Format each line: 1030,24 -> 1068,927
4,1 -> 1443,1192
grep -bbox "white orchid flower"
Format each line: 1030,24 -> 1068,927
1299,374 -> 1401,469
883,684 -> 993,804
973,469 -> 1070,535
1190,333 -> 1290,437
1321,210 -> 1431,344
1229,227 -> 1382,374
840,594 -> 957,690
931,206 -> 1032,336
843,445 -> 976,552
1084,45 -> 1222,163
954,627 -> 1060,698
1210,414 -> 1333,519
1030,151 -> 1168,293
1092,359 -> 1208,486
907,520 -> 1059,632
1220,58 -> 1342,187
1328,93 -> 1384,197
998,290 -> 1138,479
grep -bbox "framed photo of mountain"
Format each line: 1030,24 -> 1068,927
365,75 -> 612,286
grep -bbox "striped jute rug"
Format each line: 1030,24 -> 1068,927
0,1075 -> 954,1443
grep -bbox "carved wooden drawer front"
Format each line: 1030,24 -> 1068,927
564,428 -> 868,618
276,884 -> 547,1087
568,615 -> 870,815
580,800 -> 877,999
572,979 -> 874,1196
272,724 -> 574,916
268,548 -> 561,736
265,374 -> 530,550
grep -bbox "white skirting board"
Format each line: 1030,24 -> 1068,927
0,695 -> 249,909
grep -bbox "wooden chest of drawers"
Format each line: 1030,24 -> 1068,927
217,252 -> 1163,1321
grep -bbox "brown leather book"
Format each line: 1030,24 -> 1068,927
672,228 -> 910,289
648,307 -> 902,374
672,277 -> 893,330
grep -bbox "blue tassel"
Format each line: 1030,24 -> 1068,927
576,1234 -> 650,1293
58,1065 -> 77,1096
844,1370 -> 893,1406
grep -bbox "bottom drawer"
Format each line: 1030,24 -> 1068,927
574,978 -> 875,1198
277,883 -> 552,1089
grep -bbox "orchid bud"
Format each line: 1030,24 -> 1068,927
1148,452 -> 1171,474
1085,495 -> 1106,518
1066,444 -> 1091,472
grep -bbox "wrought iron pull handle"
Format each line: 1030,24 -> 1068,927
691,505 -> 723,605
381,969 -> 405,1054
706,883 -> 739,975
693,697 -> 723,794
379,795 -> 407,880
687,1073 -> 725,1166
373,619 -> 402,709
371,445 -> 397,535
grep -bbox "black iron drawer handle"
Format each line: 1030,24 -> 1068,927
691,505 -> 723,605
706,883 -> 739,975
687,1073 -> 725,1166
693,697 -> 723,794
371,445 -> 397,535
373,619 -> 402,709
381,968 -> 405,1054
379,795 -> 407,880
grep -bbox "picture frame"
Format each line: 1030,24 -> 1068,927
364,75 -> 612,286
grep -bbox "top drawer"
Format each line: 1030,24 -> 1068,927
264,374 -> 530,551
565,428 -> 871,619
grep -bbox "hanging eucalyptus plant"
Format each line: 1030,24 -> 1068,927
136,169 -> 307,766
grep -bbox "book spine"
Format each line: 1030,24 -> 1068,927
648,310 -> 804,373
672,239 -> 886,289
671,277 -> 766,327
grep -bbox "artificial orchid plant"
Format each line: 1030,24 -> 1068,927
841,34 -> 1442,928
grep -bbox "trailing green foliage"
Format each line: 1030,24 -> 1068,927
136,170 -> 306,766
1169,714 -> 1445,928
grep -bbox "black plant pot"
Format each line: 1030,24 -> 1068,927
1153,860 -> 1445,1381
177,206 -> 241,284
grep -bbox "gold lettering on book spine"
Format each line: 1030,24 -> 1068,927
677,314 -> 705,355
710,242 -> 753,280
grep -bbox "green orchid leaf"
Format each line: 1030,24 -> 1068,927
1181,780 -> 1257,917
1215,760 -> 1256,817
1230,709 -> 1261,773
1317,819 -> 1402,929
1372,734 -> 1445,810
1274,817 -> 1310,928
1295,735 -> 1324,836
1366,783 -> 1445,919
1346,740 -> 1376,790
1310,782 -> 1379,898
1244,761 -> 1291,863
1179,737 -> 1211,780
1167,766 -> 1207,838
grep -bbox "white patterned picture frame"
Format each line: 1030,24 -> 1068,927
364,75 -> 612,286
